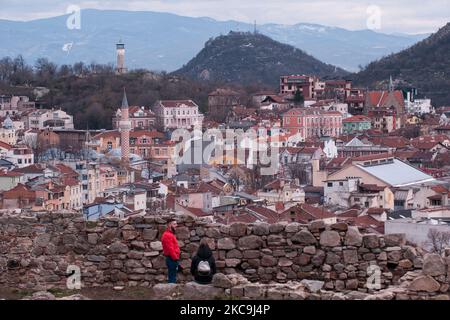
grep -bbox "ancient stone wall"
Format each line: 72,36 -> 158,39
0,211 -> 429,292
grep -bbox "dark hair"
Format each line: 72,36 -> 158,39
167,218 -> 177,224
196,242 -> 212,259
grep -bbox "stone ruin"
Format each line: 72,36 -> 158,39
0,211 -> 449,300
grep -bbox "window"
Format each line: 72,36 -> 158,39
339,182 -> 344,186
327,182 -> 333,187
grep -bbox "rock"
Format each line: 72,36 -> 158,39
229,223 -> 247,237
175,227 -> 190,240
153,283 -> 181,298
423,254 -> 446,276
225,259 -> 240,267
308,220 -> 326,232
127,250 -> 144,260
23,291 -> 56,300
384,234 -> 406,247
292,230 -> 317,245
362,234 -> 379,248
125,259 -> 142,268
326,252 -> 341,264
226,249 -> 243,259
87,233 -> 98,245
101,228 -> 120,243
300,279 -> 324,293
113,286 -> 124,291
345,279 -> 359,290
150,241 -> 163,251
278,258 -> 293,267
320,230 -> 341,247
108,241 -> 129,254
261,255 -> 277,267
408,275 -> 441,293
142,229 -> 158,240
387,250 -> 402,262
58,294 -> 90,300
122,230 -> 138,241
238,235 -> 263,249
285,222 -> 301,233
295,254 -> 311,266
303,246 -> 316,255
404,246 -> 418,261
212,273 -> 233,288
87,255 -> 106,262
432,295 -> 450,301
34,234 -> 51,247
217,238 -> 236,250
343,250 -> 358,264
345,227 -> 363,246
244,284 -> 264,298
183,282 -> 224,299
131,241 -> 146,250
267,235 -> 285,246
252,223 -> 270,236
345,291 -> 369,300
311,250 -> 326,266
398,259 -> 413,269
243,250 -> 260,259
269,223 -> 286,233
331,222 -> 348,231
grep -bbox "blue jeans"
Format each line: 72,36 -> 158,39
166,256 -> 178,283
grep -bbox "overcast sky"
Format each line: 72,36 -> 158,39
1,0 -> 449,34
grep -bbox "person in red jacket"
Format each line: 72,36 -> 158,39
161,219 -> 180,283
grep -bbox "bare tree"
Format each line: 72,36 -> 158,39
425,228 -> 450,255
286,162 -> 309,185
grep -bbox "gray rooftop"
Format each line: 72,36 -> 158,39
357,159 -> 435,187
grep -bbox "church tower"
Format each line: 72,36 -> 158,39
116,40 -> 127,74
119,89 -> 131,163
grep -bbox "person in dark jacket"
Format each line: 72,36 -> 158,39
190,241 -> 216,284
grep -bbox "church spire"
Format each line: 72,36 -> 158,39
389,75 -> 394,92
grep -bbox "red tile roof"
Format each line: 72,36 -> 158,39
158,100 -> 198,108
0,171 -> 23,177
343,115 -> 371,123
367,90 -> 404,108
351,153 -> 392,162
246,205 -> 279,223
0,141 -> 13,150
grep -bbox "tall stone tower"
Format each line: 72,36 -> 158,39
119,89 -> 131,163
116,40 -> 127,74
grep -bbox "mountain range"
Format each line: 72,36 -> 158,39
0,9 -> 427,72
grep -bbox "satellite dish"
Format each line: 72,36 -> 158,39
223,183 -> 234,195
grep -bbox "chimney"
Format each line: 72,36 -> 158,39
442,192 -> 449,206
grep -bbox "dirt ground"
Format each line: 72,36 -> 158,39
0,286 -> 156,300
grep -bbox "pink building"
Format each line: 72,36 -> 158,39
280,75 -> 321,100
282,108 -> 343,139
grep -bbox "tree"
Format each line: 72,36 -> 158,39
35,58 -> 57,83
425,228 -> 450,255
286,162 -> 309,185
293,89 -> 304,106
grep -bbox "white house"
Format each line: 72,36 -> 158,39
153,100 -> 204,130
28,108 -> 74,130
